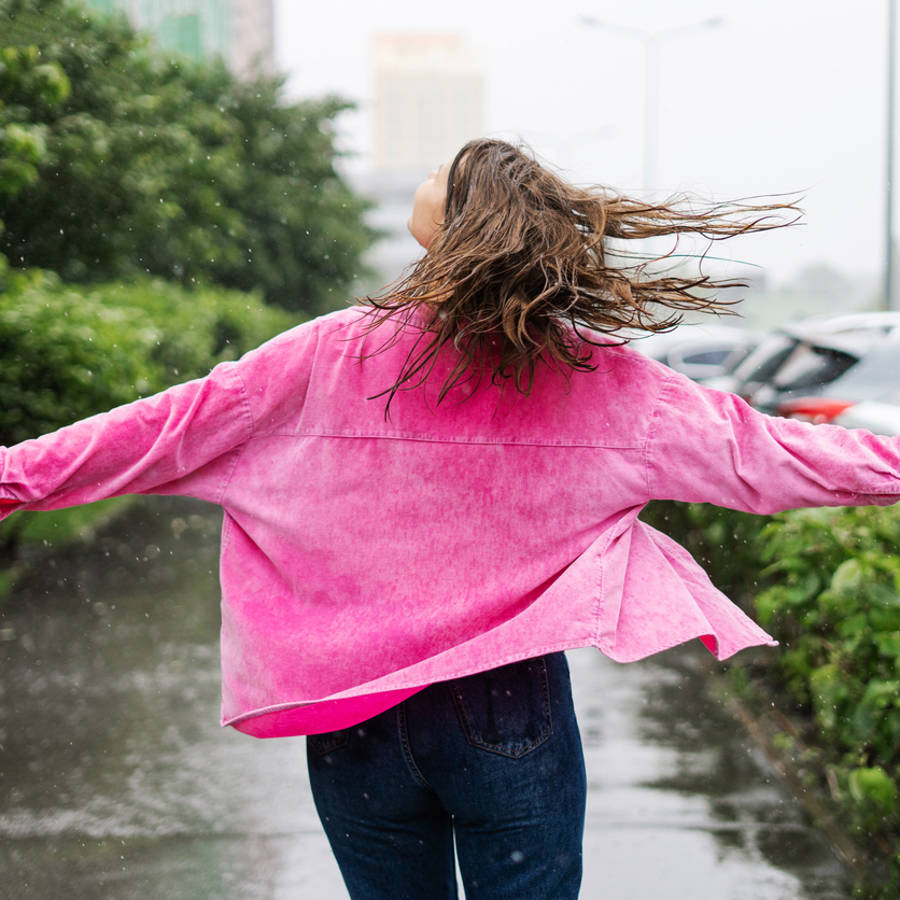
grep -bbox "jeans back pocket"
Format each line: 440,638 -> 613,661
449,656 -> 552,759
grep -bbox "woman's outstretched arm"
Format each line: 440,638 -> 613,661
0,317 -> 320,519
646,368 -> 900,514
0,360 -> 251,518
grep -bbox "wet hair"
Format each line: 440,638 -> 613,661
359,137 -> 800,412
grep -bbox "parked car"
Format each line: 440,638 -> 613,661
776,329 -> 900,426
629,325 -> 760,383
707,311 -> 900,414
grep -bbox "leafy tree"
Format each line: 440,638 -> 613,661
0,41 -> 69,212
0,0 -> 375,314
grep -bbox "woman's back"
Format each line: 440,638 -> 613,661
218,305 -> 661,735
207,303 -> 900,737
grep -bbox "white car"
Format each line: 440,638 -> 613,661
712,311 -> 900,413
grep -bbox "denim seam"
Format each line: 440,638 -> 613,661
642,373 -> 677,504
396,702 -> 432,789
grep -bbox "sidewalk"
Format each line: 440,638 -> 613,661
0,647 -> 851,900
0,499 -> 851,898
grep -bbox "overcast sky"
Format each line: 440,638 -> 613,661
275,0 -> 891,287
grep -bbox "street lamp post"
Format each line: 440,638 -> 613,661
579,16 -> 724,192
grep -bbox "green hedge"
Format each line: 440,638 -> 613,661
0,260 -> 295,445
0,260 -> 296,585
642,499 -> 900,881
755,506 -> 900,833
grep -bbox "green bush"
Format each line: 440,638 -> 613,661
756,506 -> 900,784
0,259 -> 295,445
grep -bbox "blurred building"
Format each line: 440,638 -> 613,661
83,0 -> 275,79
357,33 -> 485,286
373,33 -> 484,174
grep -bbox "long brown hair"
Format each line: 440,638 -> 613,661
360,138 -> 800,411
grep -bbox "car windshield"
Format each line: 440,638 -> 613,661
678,348 -> 733,366
718,344 -> 755,374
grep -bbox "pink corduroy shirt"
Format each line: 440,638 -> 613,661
2,306 -> 900,738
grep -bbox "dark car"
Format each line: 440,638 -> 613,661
776,331 -> 900,425
707,312 -> 900,415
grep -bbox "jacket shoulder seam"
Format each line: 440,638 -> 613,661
218,364 -> 255,506
642,372 -> 677,502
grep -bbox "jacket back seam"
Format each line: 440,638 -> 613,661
240,430 -> 646,450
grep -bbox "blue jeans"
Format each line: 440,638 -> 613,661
306,653 -> 586,899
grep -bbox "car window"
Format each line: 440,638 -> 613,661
672,348 -> 733,367
719,344 -> 755,373
730,334 -> 795,385
771,345 -> 859,391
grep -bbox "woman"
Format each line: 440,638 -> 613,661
2,138 -> 899,899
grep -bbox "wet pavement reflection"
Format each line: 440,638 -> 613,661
0,499 -> 851,898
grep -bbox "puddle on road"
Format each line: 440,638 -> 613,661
0,498 -> 852,898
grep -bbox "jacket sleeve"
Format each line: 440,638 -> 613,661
0,317 -> 319,519
645,370 -> 900,514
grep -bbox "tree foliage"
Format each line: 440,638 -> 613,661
0,0 -> 375,313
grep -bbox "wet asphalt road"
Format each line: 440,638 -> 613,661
0,498 -> 850,898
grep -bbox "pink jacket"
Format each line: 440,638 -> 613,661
2,306 -> 899,738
